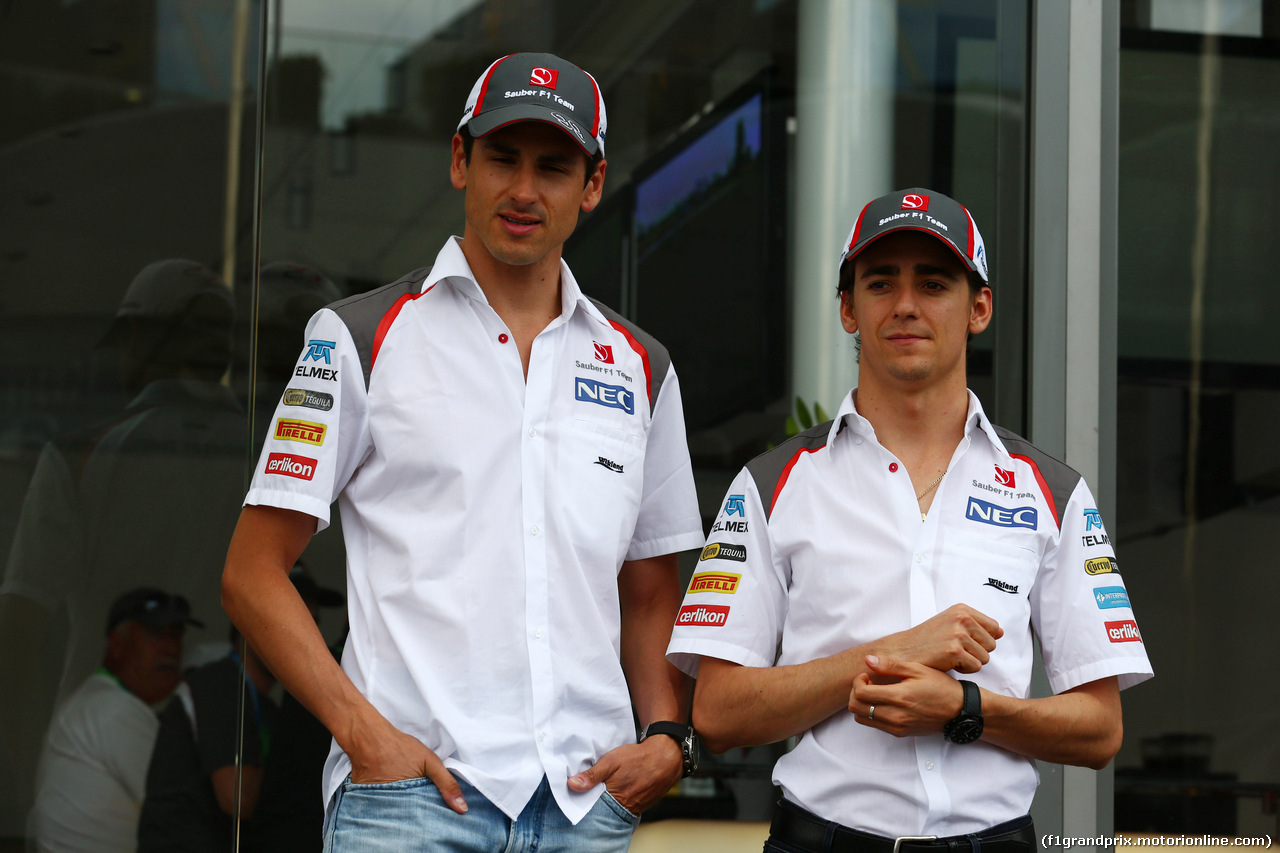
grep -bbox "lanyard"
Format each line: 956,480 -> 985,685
228,652 -> 271,760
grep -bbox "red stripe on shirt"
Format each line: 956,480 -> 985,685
607,320 -> 652,407
771,446 -> 822,515
1010,452 -> 1060,530
371,284 -> 435,372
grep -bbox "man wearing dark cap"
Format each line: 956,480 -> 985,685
223,53 -> 702,851
31,588 -> 200,853
668,189 -> 1154,852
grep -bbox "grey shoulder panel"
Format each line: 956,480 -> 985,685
745,421 -> 833,521
587,297 -> 672,415
993,425 -> 1082,528
329,267 -> 430,389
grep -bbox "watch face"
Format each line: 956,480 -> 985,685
945,716 -> 984,745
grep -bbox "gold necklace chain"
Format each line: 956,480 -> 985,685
916,466 -> 948,517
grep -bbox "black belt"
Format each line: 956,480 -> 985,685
769,799 -> 1035,853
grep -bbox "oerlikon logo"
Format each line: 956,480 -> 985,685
530,67 -> 559,88
265,452 -> 317,481
1105,620 -> 1142,643
677,604 -> 729,627
901,194 -> 929,211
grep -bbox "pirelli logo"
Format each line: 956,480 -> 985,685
688,572 -> 741,595
1084,556 -> 1120,576
274,418 -> 326,446
677,604 -> 729,627
699,542 -> 747,562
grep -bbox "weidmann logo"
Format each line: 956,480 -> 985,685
530,67 -> 558,88
265,452 -> 317,481
901,194 -> 929,211
677,604 -> 729,626
1105,620 -> 1142,643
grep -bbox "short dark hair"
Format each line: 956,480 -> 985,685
457,125 -> 603,187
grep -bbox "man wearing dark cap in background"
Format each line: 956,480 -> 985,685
222,53 -> 703,851
668,189 -> 1154,852
0,260 -> 245,828
31,588 -> 201,853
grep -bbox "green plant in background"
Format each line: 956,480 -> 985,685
785,397 -> 831,438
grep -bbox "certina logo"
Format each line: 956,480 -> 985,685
965,497 -> 1037,530
901,193 -> 929,211
304,339 -> 335,364
593,342 -> 614,364
552,111 -> 587,145
1084,556 -> 1120,576
1094,586 -> 1131,610
1084,507 -> 1106,531
295,365 -> 338,381
984,577 -> 1019,594
677,604 -> 730,626
594,456 -> 624,473
699,543 -> 747,563
1105,620 -> 1142,643
264,452 -> 316,481
994,465 -> 1016,488
574,378 -> 634,415
529,66 -> 558,88
724,495 -> 746,516
274,418 -> 326,446
282,388 -> 334,411
688,572 -> 742,594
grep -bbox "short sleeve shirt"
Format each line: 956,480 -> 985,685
244,238 -> 704,823
667,389 -> 1152,836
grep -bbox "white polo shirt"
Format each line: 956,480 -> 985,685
667,389 -> 1152,836
245,238 -> 704,824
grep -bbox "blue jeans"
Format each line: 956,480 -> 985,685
323,774 -> 639,853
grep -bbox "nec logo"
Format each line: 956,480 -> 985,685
677,604 -> 729,626
574,378 -> 634,415
965,497 -> 1037,530
994,465 -> 1016,488
1105,620 -> 1142,643
901,194 -> 929,211
593,342 -> 614,363
304,339 -> 335,364
530,67 -> 558,88
264,452 -> 316,481
724,495 -> 746,516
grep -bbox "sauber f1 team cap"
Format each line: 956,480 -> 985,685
839,188 -> 989,283
458,52 -> 607,157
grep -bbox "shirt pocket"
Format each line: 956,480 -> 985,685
939,534 -> 1039,628
551,418 -> 646,569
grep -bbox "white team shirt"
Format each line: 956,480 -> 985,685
668,389 -> 1152,836
245,238 -> 704,823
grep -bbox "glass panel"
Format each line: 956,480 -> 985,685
1115,22 -> 1280,838
0,1 -> 260,850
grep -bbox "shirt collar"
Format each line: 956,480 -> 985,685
425,237 -> 604,327
827,387 -> 1011,461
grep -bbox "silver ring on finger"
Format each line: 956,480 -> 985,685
868,705 -> 876,721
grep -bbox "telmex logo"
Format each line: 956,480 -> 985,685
304,339 -> 335,364
699,543 -> 747,563
724,495 -> 746,517
574,377 -> 634,414
264,452 -> 316,481
965,497 -> 1037,530
1105,620 -> 1142,643
283,388 -> 334,411
901,194 -> 929,211
274,419 -> 326,446
1084,556 -> 1120,575
677,604 -> 730,626
529,66 -> 558,88
688,572 -> 742,594
994,465 -> 1016,487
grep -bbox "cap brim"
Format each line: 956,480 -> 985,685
843,227 -> 983,279
467,105 -> 599,156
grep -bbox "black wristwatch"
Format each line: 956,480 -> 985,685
943,680 -> 984,745
641,721 -> 699,777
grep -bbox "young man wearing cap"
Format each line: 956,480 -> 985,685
222,53 -> 702,851
667,189 -> 1153,851
31,588 -> 200,853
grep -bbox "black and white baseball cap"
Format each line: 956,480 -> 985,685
839,188 -> 989,283
457,52 -> 607,157
106,587 -> 204,634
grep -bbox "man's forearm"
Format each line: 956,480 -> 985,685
981,677 -> 1122,769
618,554 -> 688,727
